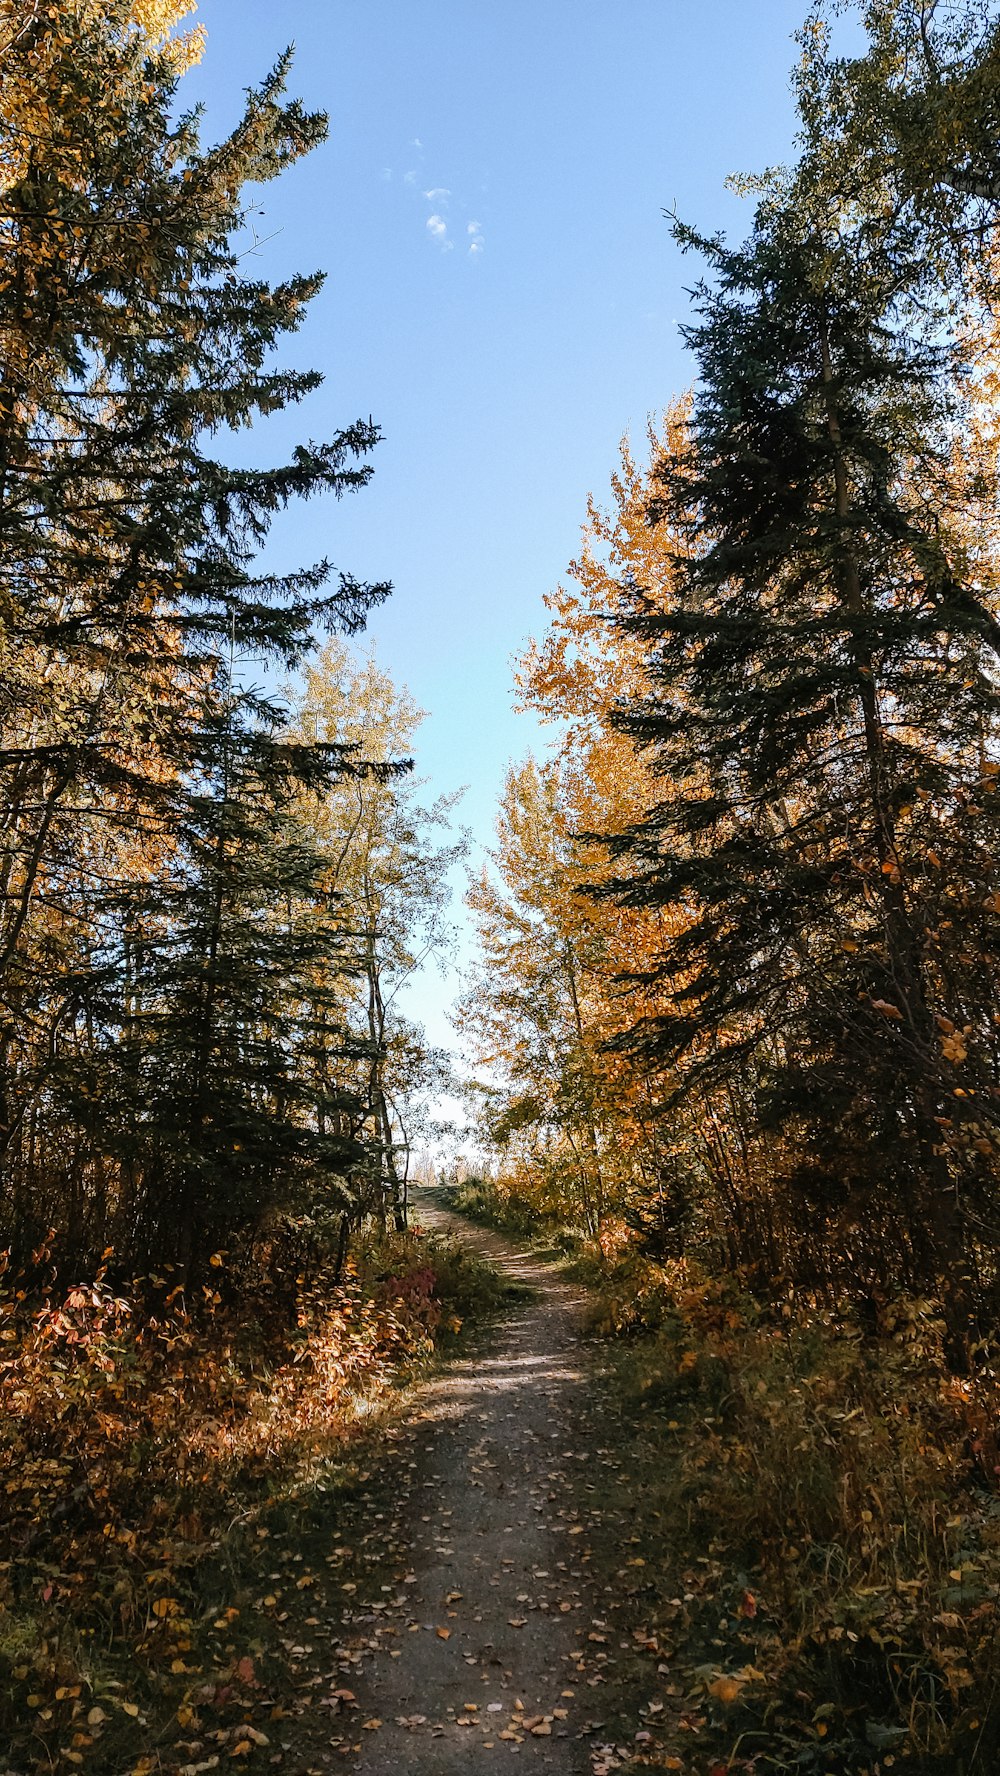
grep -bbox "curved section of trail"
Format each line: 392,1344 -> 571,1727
348,1196 -> 607,1773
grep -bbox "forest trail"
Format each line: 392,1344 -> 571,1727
239,1193 -> 682,1776
334,1196 -> 625,1773
255,1195 -> 676,1776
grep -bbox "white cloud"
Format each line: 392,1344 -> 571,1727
407,173 -> 484,259
381,167 -> 392,181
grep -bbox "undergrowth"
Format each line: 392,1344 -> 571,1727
0,1221 -> 503,1774
446,1173 -> 584,1251
589,1254 -> 1000,1775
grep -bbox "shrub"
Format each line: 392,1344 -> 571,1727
595,1256 -> 1000,1771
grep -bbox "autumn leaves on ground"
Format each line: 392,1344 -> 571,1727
7,1 -> 1000,1773
6,1199 -> 1000,1776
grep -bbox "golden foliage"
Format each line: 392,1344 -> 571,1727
463,408 -> 736,1236
0,1 -> 203,196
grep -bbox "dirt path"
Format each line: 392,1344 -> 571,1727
339,1197 -> 620,1772
207,1196 -> 679,1776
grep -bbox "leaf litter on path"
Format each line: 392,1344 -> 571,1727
178,1198 -> 750,1776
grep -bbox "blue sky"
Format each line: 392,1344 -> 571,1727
184,0 -> 819,1056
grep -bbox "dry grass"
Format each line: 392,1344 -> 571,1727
591,1258 -> 1000,1774
0,1226 -> 503,1773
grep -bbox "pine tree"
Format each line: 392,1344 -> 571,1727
0,3 -> 390,1262
605,202 -> 1000,1325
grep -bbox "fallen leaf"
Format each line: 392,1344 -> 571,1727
707,1674 -> 743,1705
871,998 -> 903,1020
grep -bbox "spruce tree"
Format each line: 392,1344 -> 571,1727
606,203 -> 1000,1327
108,676 -> 369,1274
0,4 -> 390,1261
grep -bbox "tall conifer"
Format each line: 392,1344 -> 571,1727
606,204 -> 1000,1320
0,3 -> 390,1262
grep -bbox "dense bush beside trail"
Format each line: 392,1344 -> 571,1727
0,1225 -> 501,1773
592,1254 -> 1000,1774
448,1173 -> 584,1247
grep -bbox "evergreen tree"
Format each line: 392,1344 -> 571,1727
107,672 -> 371,1275
605,202 -> 1000,1326
0,4 -> 390,1262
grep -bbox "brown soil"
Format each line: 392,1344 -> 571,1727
349,1198 -> 600,1771
248,1197 -> 666,1776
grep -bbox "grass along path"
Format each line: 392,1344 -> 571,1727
265,1192 -> 674,1776
81,1197 -> 766,1776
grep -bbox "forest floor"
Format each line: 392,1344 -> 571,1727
256,1195 -> 678,1776
4,1196 -> 698,1776
234,1198 -> 1000,1776
13,1193 -> 987,1775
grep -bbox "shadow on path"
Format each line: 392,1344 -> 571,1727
343,1194 -> 612,1773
